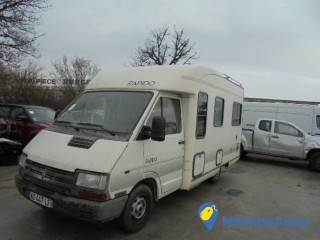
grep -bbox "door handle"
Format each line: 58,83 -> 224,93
178,140 -> 185,145
271,135 -> 279,139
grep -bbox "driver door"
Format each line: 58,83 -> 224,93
9,107 -> 31,145
269,121 -> 305,158
143,95 -> 184,195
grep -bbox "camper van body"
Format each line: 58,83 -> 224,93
16,66 -> 244,232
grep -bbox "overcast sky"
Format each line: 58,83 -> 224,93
36,0 -> 320,101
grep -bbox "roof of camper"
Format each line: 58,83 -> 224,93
86,65 -> 242,94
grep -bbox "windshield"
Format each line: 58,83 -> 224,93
56,91 -> 153,134
27,107 -> 55,123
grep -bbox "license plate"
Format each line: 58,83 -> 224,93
29,192 -> 53,208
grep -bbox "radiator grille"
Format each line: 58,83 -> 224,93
24,160 -> 74,194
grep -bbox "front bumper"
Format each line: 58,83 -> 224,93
15,174 -> 128,223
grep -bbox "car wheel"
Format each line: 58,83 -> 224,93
209,168 -> 221,184
240,145 -> 247,159
0,143 -> 10,165
118,184 -> 153,233
309,152 -> 320,172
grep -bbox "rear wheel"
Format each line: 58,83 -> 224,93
118,184 -> 153,233
209,168 -> 221,184
0,143 -> 21,165
0,143 -> 11,165
309,152 -> 320,172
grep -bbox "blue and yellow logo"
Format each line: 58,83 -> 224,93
198,202 -> 219,230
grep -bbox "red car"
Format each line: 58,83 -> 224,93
0,104 -> 56,146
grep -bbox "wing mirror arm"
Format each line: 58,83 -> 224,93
137,126 -> 151,140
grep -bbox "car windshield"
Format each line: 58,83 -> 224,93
56,91 -> 153,134
26,107 -> 56,123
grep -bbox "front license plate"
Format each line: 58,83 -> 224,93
29,192 -> 53,208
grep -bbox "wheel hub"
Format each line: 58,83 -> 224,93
131,196 -> 147,220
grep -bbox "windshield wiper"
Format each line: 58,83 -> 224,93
76,122 -> 115,136
54,120 -> 80,131
55,120 -> 72,124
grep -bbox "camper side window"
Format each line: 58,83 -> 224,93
196,92 -> 208,138
146,97 -> 182,135
214,97 -> 224,127
317,115 -> 320,129
232,102 -> 242,126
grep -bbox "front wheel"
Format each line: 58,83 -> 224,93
240,145 -> 247,159
309,152 -> 320,172
0,143 -> 17,165
118,184 -> 154,233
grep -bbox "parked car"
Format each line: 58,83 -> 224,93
243,101 -> 320,136
0,118 -> 22,165
241,118 -> 320,171
0,104 -> 55,146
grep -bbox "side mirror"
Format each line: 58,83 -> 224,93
54,110 -> 61,120
151,116 -> 166,141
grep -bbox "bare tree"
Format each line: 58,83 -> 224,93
12,62 -> 44,103
129,26 -> 199,67
0,0 -> 49,67
51,56 -> 100,104
0,62 -> 45,104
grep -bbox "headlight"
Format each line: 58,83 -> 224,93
19,153 -> 27,168
76,172 -> 107,190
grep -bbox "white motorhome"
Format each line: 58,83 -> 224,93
243,102 -> 320,136
15,65 -> 244,232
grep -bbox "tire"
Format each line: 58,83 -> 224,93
209,168 -> 221,184
118,184 -> 154,233
0,143 -> 21,165
309,152 -> 320,172
240,145 -> 247,159
0,143 -> 11,165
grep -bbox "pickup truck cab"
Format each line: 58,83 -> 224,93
241,119 -> 320,171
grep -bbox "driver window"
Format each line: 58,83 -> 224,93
275,122 -> 303,137
146,97 -> 181,135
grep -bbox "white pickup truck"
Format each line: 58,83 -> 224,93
241,119 -> 320,171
